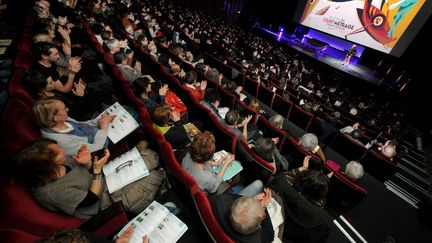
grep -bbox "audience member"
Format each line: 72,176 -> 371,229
133,77 -> 168,112
14,138 -> 164,219
32,97 -> 115,156
252,138 -> 289,172
343,161 -> 364,182
212,188 -> 284,243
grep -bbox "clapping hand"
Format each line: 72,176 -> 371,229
73,144 -> 91,165
72,79 -> 86,97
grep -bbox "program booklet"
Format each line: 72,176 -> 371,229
212,150 -> 243,181
183,122 -> 201,141
114,201 -> 188,243
97,102 -> 139,144
103,147 -> 149,193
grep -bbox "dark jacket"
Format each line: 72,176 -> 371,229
269,173 -> 331,243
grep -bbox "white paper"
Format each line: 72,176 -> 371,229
97,102 -> 139,144
115,201 -> 188,243
103,147 -> 149,193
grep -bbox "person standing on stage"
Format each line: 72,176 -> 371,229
342,44 -> 357,66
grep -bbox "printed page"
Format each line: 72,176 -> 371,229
97,102 -> 139,144
0,39 -> 12,46
213,160 -> 243,181
148,213 -> 188,243
103,147 -> 149,193
212,150 -> 228,162
115,201 -> 169,243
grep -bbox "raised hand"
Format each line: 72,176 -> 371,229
72,144 -> 91,164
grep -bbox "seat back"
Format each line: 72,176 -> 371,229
257,85 -> 275,107
255,116 -> 286,151
0,182 -> 83,237
243,77 -> 259,97
280,136 -> 322,169
359,150 -> 398,182
1,98 -> 40,157
272,94 -> 293,118
288,105 -> 313,131
191,187 -> 234,243
235,139 -> 275,185
329,133 -> 367,161
325,162 -> 367,212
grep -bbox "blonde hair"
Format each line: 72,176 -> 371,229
249,99 -> 260,113
32,97 -> 62,128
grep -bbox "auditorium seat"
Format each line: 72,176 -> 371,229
0,181 -> 127,239
272,93 -> 293,119
325,162 -> 367,213
280,136 -> 322,170
257,84 -> 275,108
236,139 -> 276,185
359,150 -> 398,182
255,116 -> 286,151
288,104 -> 313,131
329,133 -> 367,161
243,76 -> 259,97
217,84 -> 236,109
191,187 -> 234,243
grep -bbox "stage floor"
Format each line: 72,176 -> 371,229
258,28 -> 384,86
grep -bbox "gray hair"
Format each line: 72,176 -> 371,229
299,133 -> 318,152
344,161 -> 364,181
106,39 -> 119,51
230,196 -> 265,235
269,115 -> 284,129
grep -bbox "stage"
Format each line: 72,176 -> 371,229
258,27 -> 385,86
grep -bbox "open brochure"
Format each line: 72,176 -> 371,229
114,201 -> 188,243
97,102 -> 139,144
183,122 -> 201,141
103,147 -> 149,193
212,150 -> 243,181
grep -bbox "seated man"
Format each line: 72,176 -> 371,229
212,188 -> 284,243
225,109 -> 254,141
343,161 -> 364,182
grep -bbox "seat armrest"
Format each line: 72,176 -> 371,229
78,201 -> 128,238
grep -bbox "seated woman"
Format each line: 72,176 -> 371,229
14,138 -> 164,219
32,97 -> 114,156
182,131 -> 263,195
151,104 -> 190,154
133,77 -> 168,112
252,138 -> 289,172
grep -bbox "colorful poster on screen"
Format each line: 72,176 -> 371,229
299,0 -> 425,54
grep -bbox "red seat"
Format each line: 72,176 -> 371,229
255,116 -> 286,151
0,181 -> 82,237
359,150 -> 398,182
257,85 -> 275,107
191,187 -> 234,243
217,85 -> 236,109
236,139 -> 276,185
325,162 -> 367,212
1,98 -> 40,156
280,136 -> 322,170
272,94 -> 293,118
0,228 -> 40,243
288,105 -> 313,131
243,77 -> 259,97
329,133 -> 367,161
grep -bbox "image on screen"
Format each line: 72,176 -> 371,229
293,0 -> 431,56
